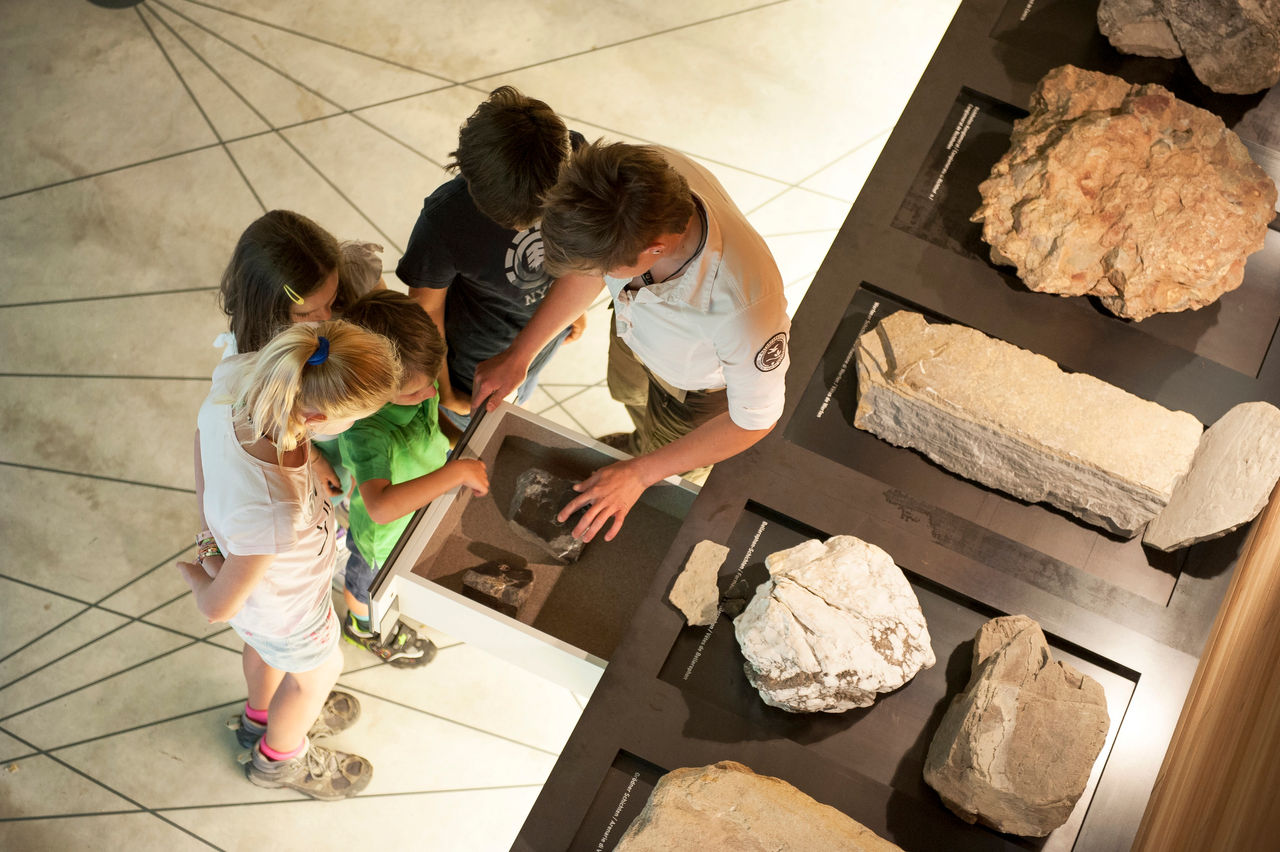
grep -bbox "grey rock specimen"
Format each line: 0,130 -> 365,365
733,536 -> 935,713
854,310 -> 1204,535
615,760 -> 903,851
924,615 -> 1110,837
462,562 -> 533,618
668,539 -> 730,626
508,468 -> 586,562
1098,0 -> 1182,57
1145,401 -> 1280,550
972,65 -> 1277,320
1099,0 -> 1280,94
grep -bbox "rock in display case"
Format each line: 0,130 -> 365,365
514,0 -> 1280,848
368,403 -> 698,695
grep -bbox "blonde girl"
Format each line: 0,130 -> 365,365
216,209 -> 385,498
178,320 -> 399,800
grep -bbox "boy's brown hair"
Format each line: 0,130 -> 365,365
540,142 -> 694,276
342,290 -> 446,382
448,86 -> 570,231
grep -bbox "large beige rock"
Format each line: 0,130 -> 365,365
668,539 -> 730,626
924,616 -> 1110,837
854,311 -> 1204,535
972,65 -> 1277,320
1099,0 -> 1280,94
1145,401 -> 1280,550
733,536 -> 934,713
615,761 -> 903,851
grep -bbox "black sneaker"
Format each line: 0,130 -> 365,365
246,737 -> 372,801
227,690 -> 362,750
342,613 -> 437,668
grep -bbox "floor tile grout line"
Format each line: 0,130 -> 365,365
0,637 -> 204,724
0,462 -> 193,494
458,0 -> 791,86
340,684 -> 563,758
0,726 -> 225,849
135,4 -> 269,214
95,544 -> 197,611
0,602 -> 93,670
0,373 -> 215,382
758,227 -> 843,239
0,287 -> 218,310
173,0 -> 458,82
146,1 -> 407,251
32,697 -> 245,755
145,782 -> 548,813
141,2 -> 286,213
148,0 -> 349,115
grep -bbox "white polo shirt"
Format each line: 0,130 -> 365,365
604,148 -> 790,431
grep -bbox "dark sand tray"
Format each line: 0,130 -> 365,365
370,403 -> 697,692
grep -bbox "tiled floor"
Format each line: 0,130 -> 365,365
0,0 -> 958,848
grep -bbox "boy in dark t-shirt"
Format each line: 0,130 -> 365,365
397,87 -> 585,428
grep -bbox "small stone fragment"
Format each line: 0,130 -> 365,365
615,760 -> 903,851
719,576 -> 754,619
733,536 -> 935,713
668,540 -> 730,626
924,615 -> 1110,837
1145,401 -> 1280,551
854,310 -> 1204,535
462,562 -> 534,617
972,65 -> 1277,320
508,468 -> 586,562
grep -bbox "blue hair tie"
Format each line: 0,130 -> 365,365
307,336 -> 330,366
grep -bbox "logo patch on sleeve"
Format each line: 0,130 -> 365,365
755,332 -> 788,372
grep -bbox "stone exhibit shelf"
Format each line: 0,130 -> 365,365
517,0 -> 1280,849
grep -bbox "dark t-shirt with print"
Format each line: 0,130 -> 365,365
396,133 -> 584,395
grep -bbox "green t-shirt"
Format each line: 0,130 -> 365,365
340,395 -> 450,567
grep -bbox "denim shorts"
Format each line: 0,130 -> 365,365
233,597 -> 340,673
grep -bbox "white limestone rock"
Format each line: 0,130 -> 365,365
924,615 -> 1110,837
669,539 -> 730,626
854,311 -> 1204,536
1144,401 -> 1280,551
615,761 -> 904,851
733,536 -> 935,713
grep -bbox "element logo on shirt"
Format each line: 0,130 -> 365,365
504,228 -> 552,292
755,332 -> 788,372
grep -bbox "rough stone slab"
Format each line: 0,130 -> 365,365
1161,0 -> 1280,94
972,65 -> 1277,320
668,539 -> 730,626
508,468 -> 586,563
733,536 -> 935,713
1098,0 -> 1183,57
854,310 -> 1203,535
1145,401 -> 1280,550
462,562 -> 534,618
615,761 -> 903,851
924,615 -> 1110,837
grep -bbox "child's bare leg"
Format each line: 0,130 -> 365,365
264,645 -> 343,752
343,587 -> 368,620
243,644 -> 285,711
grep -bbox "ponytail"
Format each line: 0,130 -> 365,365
230,320 -> 400,458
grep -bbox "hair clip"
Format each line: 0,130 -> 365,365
307,336 -> 330,365
283,284 -> 305,305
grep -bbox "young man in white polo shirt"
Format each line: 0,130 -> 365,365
472,141 -> 790,544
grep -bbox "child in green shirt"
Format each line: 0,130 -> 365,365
339,290 -> 489,665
